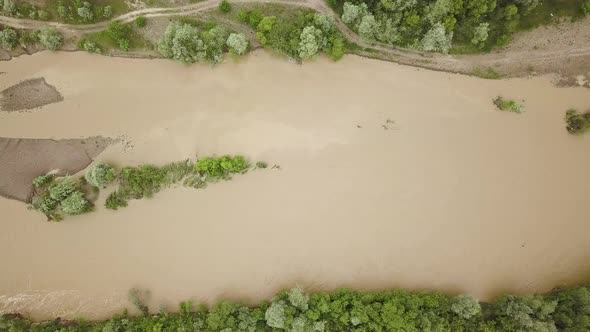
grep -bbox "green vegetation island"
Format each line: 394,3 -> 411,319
3,283 -> 590,331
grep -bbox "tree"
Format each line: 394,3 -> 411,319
288,287 -> 310,311
158,22 -> 206,63
77,2 -> 94,22
0,28 -> 17,50
516,0 -> 539,14
61,191 -> 91,215
494,295 -> 557,332
202,26 -> 228,63
421,22 -> 453,53
471,22 -> 489,48
85,161 -> 116,187
451,295 -> 481,319
265,301 -> 286,328
342,2 -> 368,25
219,0 -> 231,13
358,14 -> 377,40
38,28 -> 63,50
298,26 -> 321,59
226,32 -> 248,55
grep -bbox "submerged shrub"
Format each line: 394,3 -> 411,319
85,161 -> 116,187
493,96 -> 523,113
48,177 -> 78,201
105,191 -> 128,210
119,165 -> 166,199
60,191 -> 91,215
565,109 -> 590,135
195,155 -> 249,178
33,174 -> 54,188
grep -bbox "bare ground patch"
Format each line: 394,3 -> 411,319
0,137 -> 111,202
0,78 -> 64,112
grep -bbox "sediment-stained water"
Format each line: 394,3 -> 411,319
1,50 -> 590,320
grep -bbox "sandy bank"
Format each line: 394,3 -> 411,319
0,78 -> 63,112
0,137 -> 110,202
0,51 -> 590,320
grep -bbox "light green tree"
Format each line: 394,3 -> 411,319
471,22 -> 489,48
358,14 -> 377,40
421,22 -> 453,53
451,295 -> 481,319
298,26 -> 322,59
158,22 -> 206,64
265,301 -> 286,328
61,191 -> 91,215
226,32 -> 248,55
77,2 -> 94,22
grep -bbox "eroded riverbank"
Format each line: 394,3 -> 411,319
1,51 -> 590,320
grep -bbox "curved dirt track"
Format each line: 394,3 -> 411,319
1,0 -> 590,77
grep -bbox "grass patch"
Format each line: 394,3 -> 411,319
565,109 -> 590,134
493,97 -> 524,113
519,0 -> 586,30
472,67 -> 502,80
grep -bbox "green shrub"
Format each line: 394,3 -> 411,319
583,0 -> 590,15
37,28 -> 63,50
60,191 -> 91,215
107,21 -> 131,51
119,165 -> 166,199
105,191 -> 128,210
135,16 -> 147,27
195,155 -> 249,178
48,177 -> 78,201
226,32 -> 248,55
82,39 -> 101,53
33,174 -> 54,188
565,109 -> 590,135
0,28 -> 18,50
85,161 -> 116,187
219,0 -> 231,13
493,96 -> 523,113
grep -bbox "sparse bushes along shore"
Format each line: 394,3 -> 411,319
3,283 -> 590,331
30,155 -> 265,219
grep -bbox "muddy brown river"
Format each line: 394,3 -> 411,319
1,51 -> 590,320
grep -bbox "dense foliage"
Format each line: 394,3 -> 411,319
194,155 -> 249,178
31,176 -> 92,220
338,0 -> 585,53
565,109 -> 590,134
238,8 -> 346,60
158,21 -> 234,63
4,283 -> 590,332
55,0 -> 114,23
0,0 -> 49,20
493,96 -> 523,113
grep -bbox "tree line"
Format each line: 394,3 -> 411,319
2,283 -> 590,331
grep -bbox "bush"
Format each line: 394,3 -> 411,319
135,16 -> 147,27
0,27 -> 18,50
48,177 -> 78,201
37,9 -> 49,20
105,191 -> 128,210
565,109 -> 590,134
60,191 -> 91,215
33,174 -> 54,188
103,5 -> 112,18
583,0 -> 590,15
82,39 -> 101,53
226,32 -> 248,55
77,2 -> 93,22
37,28 -> 63,50
493,96 -> 523,113
219,0 -> 231,13
2,0 -> 16,15
85,161 -> 116,187
194,155 -> 249,178
119,165 -> 165,199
